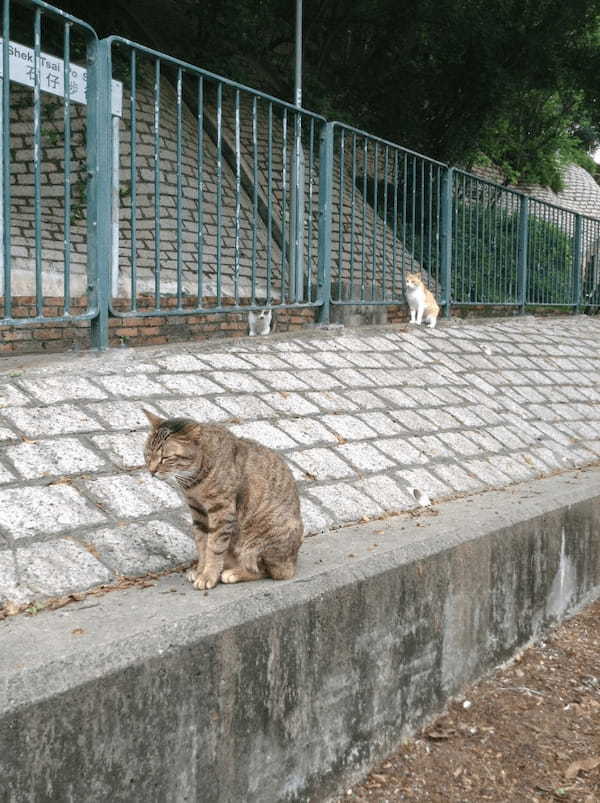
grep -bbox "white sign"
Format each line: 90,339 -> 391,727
0,38 -> 122,117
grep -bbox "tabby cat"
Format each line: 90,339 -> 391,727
143,410 -> 303,590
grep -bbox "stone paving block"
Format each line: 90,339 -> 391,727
336,442 -> 395,472
465,429 -> 508,454
280,418 -> 337,445
420,408 -> 460,430
90,431 -> 147,469
229,421 -> 297,450
0,551 -> 30,605
307,482 -> 383,520
491,455 -> 538,482
14,539 -> 113,600
410,435 -> 452,460
158,374 -> 224,396
0,485 -> 106,539
341,352 -> 386,369
260,392 -> 320,417
86,520 -> 196,575
16,377 -> 107,406
402,388 -> 444,407
214,395 -> 275,420
299,497 -> 334,535
396,468 -> 451,499
437,431 -> 481,456
6,438 -> 106,479
85,401 -> 162,430
443,405 -> 485,427
84,473 -> 183,518
297,370 -> 345,390
1,404 -> 100,438
393,409 -> 435,435
155,354 -> 210,372
157,398 -> 230,424
376,387 -> 418,408
282,352 -> 326,370
345,390 -> 388,410
525,420 -> 571,446
305,391 -> 359,412
252,370 -> 310,391
242,354 -> 292,370
376,437 -> 428,465
357,412 -> 404,436
0,425 -> 17,441
197,353 -> 252,370
332,368 -> 374,387
433,463 -> 483,492
462,458 -> 512,486
210,372 -> 269,393
291,448 -> 355,480
96,374 -> 166,398
320,414 -> 377,441
0,384 -> 32,407
0,462 -> 15,484
487,425 -> 526,450
355,474 -> 414,511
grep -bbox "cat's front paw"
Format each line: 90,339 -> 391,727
193,569 -> 219,590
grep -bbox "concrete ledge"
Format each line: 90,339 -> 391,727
2,467 -> 600,802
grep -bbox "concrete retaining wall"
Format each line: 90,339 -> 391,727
2,466 -> 600,802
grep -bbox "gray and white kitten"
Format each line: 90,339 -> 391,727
248,308 -> 273,336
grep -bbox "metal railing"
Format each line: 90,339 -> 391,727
0,0 -> 598,351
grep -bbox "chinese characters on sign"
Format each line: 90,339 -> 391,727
0,39 -> 122,117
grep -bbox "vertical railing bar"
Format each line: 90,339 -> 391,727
130,48 -> 138,310
292,111 -> 303,303
391,149 -> 398,298
573,213 -> 582,312
371,141 -> 378,300
33,8 -> 43,317
175,66 -> 183,309
337,128 -> 344,300
349,132 -> 356,295
216,81 -> 223,307
281,108 -> 288,303
440,166 -> 453,318
411,158 -> 416,277
153,58 -> 161,310
381,145 -> 388,300
435,166 -> 441,290
251,96 -> 258,305
402,152 -> 407,281
234,88 -> 241,306
517,195 -> 529,312
316,122 -> 333,323
267,102 -> 273,306
196,75 -> 204,305
306,117 -> 314,301
1,0 -> 12,319
427,163 -> 432,284
62,22 -> 71,315
361,137 -> 367,302
419,159 -> 424,269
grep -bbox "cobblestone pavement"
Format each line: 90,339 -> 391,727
0,316 -> 599,606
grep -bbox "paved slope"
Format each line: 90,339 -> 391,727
0,315 -> 599,606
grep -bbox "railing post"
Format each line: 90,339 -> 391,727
517,195 -> 529,313
317,122 -> 333,324
572,213 -> 582,314
440,166 -> 453,318
86,37 -> 113,350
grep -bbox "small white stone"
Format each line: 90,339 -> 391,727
463,700 -> 472,709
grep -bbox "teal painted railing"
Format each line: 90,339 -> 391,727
1,0 -> 599,351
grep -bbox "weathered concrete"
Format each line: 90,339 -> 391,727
2,467 -> 600,802
1,315 -> 600,607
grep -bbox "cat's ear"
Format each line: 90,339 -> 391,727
142,408 -> 164,428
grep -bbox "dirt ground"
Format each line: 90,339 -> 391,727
339,598 -> 600,803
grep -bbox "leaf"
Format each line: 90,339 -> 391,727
71,628 -> 85,637
565,757 -> 600,779
425,728 -> 455,740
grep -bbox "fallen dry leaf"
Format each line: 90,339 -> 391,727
565,757 -> 600,779
71,628 -> 85,637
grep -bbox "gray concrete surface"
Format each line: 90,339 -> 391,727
1,315 -> 599,608
2,466 -> 600,802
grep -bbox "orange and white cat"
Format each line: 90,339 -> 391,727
404,272 -> 439,328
